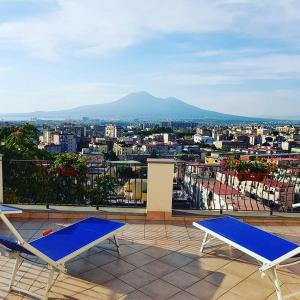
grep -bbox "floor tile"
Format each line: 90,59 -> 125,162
90,278 -> 135,299
67,259 -> 96,275
141,246 -> 172,259
101,259 -> 136,277
181,260 -> 213,279
205,270 -> 243,289
217,291 -> 247,300
141,260 -> 176,277
229,277 -> 275,299
159,252 -> 194,268
186,279 -> 227,300
124,252 -> 155,267
139,279 -> 181,300
162,269 -> 200,289
85,251 -> 117,266
119,269 -> 156,289
120,290 -> 154,300
168,291 -> 200,300
80,268 -> 114,285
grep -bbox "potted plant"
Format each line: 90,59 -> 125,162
221,158 -> 277,182
49,153 -> 87,177
88,176 -> 117,209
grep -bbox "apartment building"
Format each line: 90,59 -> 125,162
193,134 -> 214,145
113,142 -> 134,156
105,125 -> 123,138
216,172 -> 295,210
214,140 -> 249,150
53,132 -> 77,153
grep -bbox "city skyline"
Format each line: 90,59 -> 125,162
0,1 -> 300,117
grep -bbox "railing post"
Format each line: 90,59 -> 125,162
146,158 -> 175,220
0,154 -> 3,203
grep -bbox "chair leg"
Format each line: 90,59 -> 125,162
270,267 -> 283,300
44,266 -> 55,300
113,235 -> 121,255
200,232 -> 209,253
9,253 -> 23,291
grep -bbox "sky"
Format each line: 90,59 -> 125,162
0,0 -> 300,118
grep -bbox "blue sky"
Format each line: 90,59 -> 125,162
0,0 -> 300,117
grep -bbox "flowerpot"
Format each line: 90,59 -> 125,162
56,166 -> 79,177
236,172 -> 267,182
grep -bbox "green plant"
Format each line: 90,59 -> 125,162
88,176 -> 116,207
50,153 -> 87,176
0,123 -> 51,160
222,158 -> 277,174
116,166 -> 135,179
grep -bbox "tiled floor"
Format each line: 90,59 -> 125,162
0,218 -> 300,299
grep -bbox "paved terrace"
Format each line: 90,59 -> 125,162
0,218 -> 300,300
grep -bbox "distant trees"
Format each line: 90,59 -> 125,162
174,129 -> 196,139
135,126 -> 173,137
104,151 -> 119,161
0,123 -> 51,160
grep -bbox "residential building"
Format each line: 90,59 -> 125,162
53,133 -> 77,153
214,140 -> 249,150
105,124 -> 123,138
113,142 -> 134,156
193,134 -> 214,145
38,143 -> 62,153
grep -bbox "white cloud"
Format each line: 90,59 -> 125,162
0,0 -> 300,59
188,90 -> 300,117
143,72 -> 238,86
147,54 -> 300,86
191,48 -> 275,58
0,66 -> 12,75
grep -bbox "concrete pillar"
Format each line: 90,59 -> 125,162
147,158 -> 175,220
0,154 -> 3,203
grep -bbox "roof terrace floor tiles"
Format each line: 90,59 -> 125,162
0,218 -> 299,299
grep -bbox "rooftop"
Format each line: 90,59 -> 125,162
0,217 -> 300,300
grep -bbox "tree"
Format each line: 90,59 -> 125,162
116,166 -> 135,180
50,153 -> 88,176
89,176 -> 116,208
150,150 -> 157,158
0,123 -> 50,160
104,151 -> 119,161
174,129 -> 196,139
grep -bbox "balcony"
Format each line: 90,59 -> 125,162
0,217 -> 300,299
0,158 -> 300,299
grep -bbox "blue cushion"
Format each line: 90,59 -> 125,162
0,235 -> 33,255
29,217 -> 126,262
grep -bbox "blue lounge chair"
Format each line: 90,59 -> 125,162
193,216 -> 300,300
0,205 -> 126,300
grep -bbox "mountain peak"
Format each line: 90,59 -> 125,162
0,91 -> 252,121
116,91 -> 156,102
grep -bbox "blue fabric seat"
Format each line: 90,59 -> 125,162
194,217 -> 299,262
193,217 -> 300,300
29,217 -> 125,262
0,235 -> 33,255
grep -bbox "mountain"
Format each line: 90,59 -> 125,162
257,114 -> 300,121
1,91 -> 262,121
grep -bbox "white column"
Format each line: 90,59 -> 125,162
147,159 -> 175,219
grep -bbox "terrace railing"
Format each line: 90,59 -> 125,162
173,162 -> 300,214
2,160 -> 147,209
